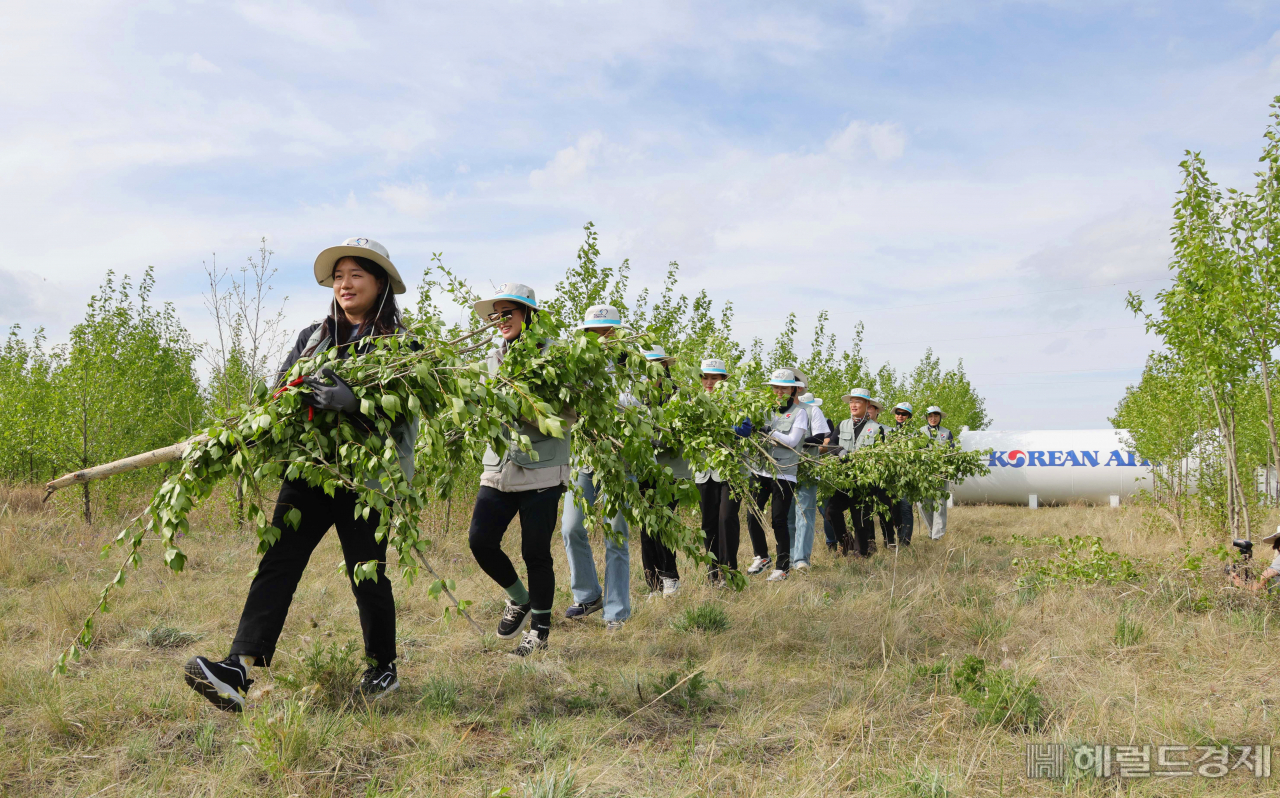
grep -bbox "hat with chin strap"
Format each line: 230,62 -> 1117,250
474,282 -> 538,319
314,237 -> 406,294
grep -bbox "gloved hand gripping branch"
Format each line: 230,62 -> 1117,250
302,368 -> 361,414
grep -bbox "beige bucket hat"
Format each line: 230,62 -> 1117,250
314,237 -> 406,295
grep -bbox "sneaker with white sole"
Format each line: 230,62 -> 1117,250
746,556 -> 770,575
605,620 -> 625,633
512,629 -> 548,657
357,662 -> 399,700
766,569 -> 788,582
497,599 -> 532,639
661,577 -> 680,596
565,595 -> 604,619
793,561 -> 810,572
184,655 -> 252,712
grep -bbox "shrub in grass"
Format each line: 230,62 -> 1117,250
671,602 -> 729,634
279,639 -> 363,708
417,675 -> 459,715
142,625 -> 202,649
1114,616 -> 1144,647
951,655 -> 1045,731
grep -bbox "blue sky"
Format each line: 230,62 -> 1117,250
4,1 -> 1280,428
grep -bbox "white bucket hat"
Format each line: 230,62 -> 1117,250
766,368 -> 799,388
798,392 -> 823,407
893,402 -> 914,416
700,358 -> 728,375
642,344 -> 675,364
577,304 -> 623,330
926,405 -> 946,418
841,388 -> 872,403
869,397 -> 885,411
314,237 -> 406,295
1263,527 -> 1280,545
790,367 -> 809,388
474,282 -> 538,319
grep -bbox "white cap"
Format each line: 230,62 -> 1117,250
642,344 -> 674,363
474,283 -> 538,318
841,388 -> 872,402
869,397 -> 885,410
926,405 -> 945,417
314,237 -> 406,295
577,305 -> 622,329
798,392 -> 823,407
766,368 -> 799,387
700,358 -> 728,375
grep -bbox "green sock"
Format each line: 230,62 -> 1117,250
504,580 -> 530,606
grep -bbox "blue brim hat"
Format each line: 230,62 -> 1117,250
474,282 -> 538,318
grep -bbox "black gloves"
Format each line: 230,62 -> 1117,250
302,368 -> 361,414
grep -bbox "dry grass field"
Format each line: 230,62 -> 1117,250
1,481 -> 1278,797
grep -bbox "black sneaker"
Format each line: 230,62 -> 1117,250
565,595 -> 604,619
184,655 -> 252,712
512,628 -> 548,657
357,662 -> 399,700
497,599 -> 532,639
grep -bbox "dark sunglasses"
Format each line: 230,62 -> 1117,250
893,410 -> 910,416
486,308 -> 519,322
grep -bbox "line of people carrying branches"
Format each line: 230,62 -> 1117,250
182,238 -> 957,712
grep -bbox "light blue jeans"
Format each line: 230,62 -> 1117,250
789,482 -> 818,565
560,470 -> 631,622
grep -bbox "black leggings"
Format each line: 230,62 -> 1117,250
827,490 -> 875,556
698,478 -> 741,575
467,485 -> 564,613
746,475 -> 794,572
231,479 -> 395,667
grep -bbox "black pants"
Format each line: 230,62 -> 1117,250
875,488 -> 894,545
231,479 -> 395,667
827,490 -> 875,557
468,485 -> 564,614
638,479 -> 680,592
893,498 -> 914,545
697,478 -> 741,577
822,499 -> 837,548
746,476 -> 793,572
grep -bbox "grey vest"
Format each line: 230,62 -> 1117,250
481,346 -> 571,473
837,417 -> 883,454
762,405 -> 807,479
921,425 -> 954,446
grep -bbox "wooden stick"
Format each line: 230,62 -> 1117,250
43,434 -> 210,502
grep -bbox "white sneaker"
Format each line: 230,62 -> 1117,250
766,569 -> 788,582
793,561 -> 809,572
661,577 -> 680,596
747,556 -> 770,575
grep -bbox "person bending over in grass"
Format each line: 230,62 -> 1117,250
467,283 -> 573,656
184,237 -> 418,712
1234,529 -> 1280,592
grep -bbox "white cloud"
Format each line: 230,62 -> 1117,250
529,131 -> 605,188
825,121 -> 906,161
186,53 -> 221,74
374,181 -> 445,217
